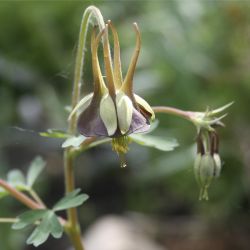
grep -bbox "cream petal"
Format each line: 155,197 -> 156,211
100,94 -> 117,136
68,92 -> 94,121
134,94 -> 155,120
116,92 -> 133,135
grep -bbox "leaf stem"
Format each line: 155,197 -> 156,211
28,189 -> 46,208
0,179 -> 43,210
0,180 -> 67,228
0,218 -> 18,224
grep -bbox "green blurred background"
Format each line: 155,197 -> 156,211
0,0 -> 249,249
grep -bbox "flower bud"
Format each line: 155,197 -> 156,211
194,153 -> 216,200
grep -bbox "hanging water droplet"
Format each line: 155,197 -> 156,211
119,153 -> 127,168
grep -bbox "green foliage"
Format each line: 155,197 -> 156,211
12,189 -> 88,247
7,170 -> 26,189
39,129 -> 70,139
0,156 -> 46,199
27,156 -> 46,188
62,135 -> 86,148
130,134 -> 178,151
12,210 -> 48,230
26,210 -> 63,247
53,189 -> 89,211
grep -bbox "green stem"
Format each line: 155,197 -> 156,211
0,218 -> 18,224
64,149 -> 84,250
28,189 -> 46,208
70,5 -> 105,134
64,5 -> 106,250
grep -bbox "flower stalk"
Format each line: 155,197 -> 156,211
64,5 -> 107,250
152,106 -> 193,121
70,6 -> 105,134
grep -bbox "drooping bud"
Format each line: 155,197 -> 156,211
194,153 -> 215,201
194,129 -> 223,200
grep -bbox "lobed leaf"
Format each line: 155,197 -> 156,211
53,189 -> 89,211
27,156 -> 46,188
130,134 -> 178,151
39,129 -> 70,139
12,209 -> 48,230
26,211 -> 52,247
7,169 -> 26,189
14,210 -> 63,247
49,212 -> 63,239
62,135 -> 86,148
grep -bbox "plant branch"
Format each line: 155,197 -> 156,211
0,179 -> 43,210
0,179 -> 67,228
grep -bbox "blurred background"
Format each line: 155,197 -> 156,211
0,0 -> 249,249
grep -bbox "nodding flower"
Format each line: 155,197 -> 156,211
194,129 -> 222,200
190,102 -> 232,200
69,21 -> 155,167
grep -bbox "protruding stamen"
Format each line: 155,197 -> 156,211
112,136 -> 130,167
122,23 -> 141,98
108,20 -> 123,88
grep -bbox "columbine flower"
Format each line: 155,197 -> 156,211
191,102 -> 233,200
69,21 -> 154,167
